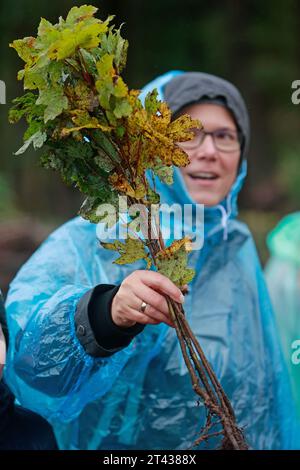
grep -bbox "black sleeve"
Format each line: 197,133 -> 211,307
0,379 -> 15,435
0,291 -> 8,348
75,284 -> 145,358
0,379 -> 58,450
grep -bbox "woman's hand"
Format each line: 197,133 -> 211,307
111,270 -> 185,329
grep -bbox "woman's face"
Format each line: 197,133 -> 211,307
0,325 -> 6,380
179,103 -> 241,206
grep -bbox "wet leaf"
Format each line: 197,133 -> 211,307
36,87 -> 68,122
101,238 -> 151,267
156,238 -> 195,287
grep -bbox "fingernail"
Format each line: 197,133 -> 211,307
179,293 -> 185,303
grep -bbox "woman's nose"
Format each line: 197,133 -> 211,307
195,134 -> 217,159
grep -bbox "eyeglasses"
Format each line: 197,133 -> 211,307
178,128 -> 241,153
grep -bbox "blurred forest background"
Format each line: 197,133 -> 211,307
0,0 -> 299,295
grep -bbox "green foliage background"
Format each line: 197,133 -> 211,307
0,0 -> 299,260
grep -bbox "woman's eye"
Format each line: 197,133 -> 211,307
189,129 -> 200,139
216,131 -> 235,141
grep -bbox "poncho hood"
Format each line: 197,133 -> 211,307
140,71 -> 250,239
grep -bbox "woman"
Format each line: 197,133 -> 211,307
0,292 -> 57,450
265,212 -> 300,418
5,71 -> 299,450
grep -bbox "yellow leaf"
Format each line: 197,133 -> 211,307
61,122 -> 111,137
101,238 -> 151,268
65,5 -> 98,25
172,147 -> 190,167
113,77 -> 128,98
96,53 -> 114,77
10,37 -> 36,63
109,172 -> 135,197
167,115 -> 201,141
157,237 -> 192,259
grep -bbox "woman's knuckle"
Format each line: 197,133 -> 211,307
122,277 -> 131,289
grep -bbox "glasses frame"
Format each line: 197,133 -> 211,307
179,128 -> 242,153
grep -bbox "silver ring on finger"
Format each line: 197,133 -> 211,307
139,301 -> 148,313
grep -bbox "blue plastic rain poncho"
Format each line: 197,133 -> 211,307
5,71 -> 300,450
265,212 -> 300,418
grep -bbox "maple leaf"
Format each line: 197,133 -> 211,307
14,130 -> 47,155
113,98 -> 132,118
172,146 -> 190,167
79,194 -> 118,225
100,25 -> 128,74
9,92 -> 44,124
65,82 -> 98,112
95,54 -> 132,120
61,110 -> 111,136
94,149 -> 116,172
156,238 -> 195,287
146,187 -> 160,204
157,237 -> 193,257
9,37 -> 36,63
109,173 -> 146,199
65,5 -> 99,25
101,238 -> 151,268
144,89 -> 161,115
36,87 -> 68,122
48,23 -> 103,61
36,18 -> 61,52
167,115 -> 201,141
151,159 -> 174,185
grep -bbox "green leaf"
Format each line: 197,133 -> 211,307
14,130 -> 47,155
79,195 -> 118,225
113,98 -> 132,118
156,243 -> 195,287
9,92 -> 41,123
101,238 -> 151,267
95,54 -> 130,118
17,69 -> 25,81
65,5 -> 98,25
153,164 -> 174,185
49,23 -> 103,61
96,52 -> 114,77
47,61 -> 65,83
60,110 -> 111,136
22,63 -> 48,90
92,129 -> 121,163
97,83 -> 113,109
147,187 -> 160,204
100,26 -> 128,73
78,48 -> 97,76
113,27 -> 128,73
36,18 -> 61,51
115,125 -> 125,138
9,37 -> 36,63
32,130 -> 47,148
24,120 -> 43,141
36,87 -> 68,122
94,149 -> 116,172
144,89 -> 160,115
112,77 -> 128,98
100,240 -> 124,251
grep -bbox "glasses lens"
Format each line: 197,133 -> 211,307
213,129 -> 240,152
177,129 -> 204,150
177,129 -> 241,152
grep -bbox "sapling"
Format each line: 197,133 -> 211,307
9,4 -> 248,450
